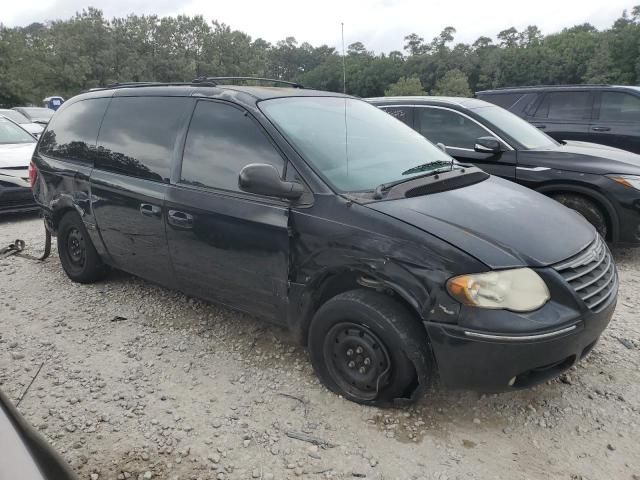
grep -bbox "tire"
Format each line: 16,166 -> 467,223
57,211 -> 108,283
308,289 -> 433,406
551,193 -> 608,239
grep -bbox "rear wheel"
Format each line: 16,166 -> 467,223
551,193 -> 608,239
308,289 -> 432,406
57,211 -> 108,283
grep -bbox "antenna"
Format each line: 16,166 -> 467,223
341,22 -> 346,94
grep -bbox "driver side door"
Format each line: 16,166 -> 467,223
413,106 -> 517,181
165,100 -> 292,322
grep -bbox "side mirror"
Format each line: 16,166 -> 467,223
435,142 -> 447,153
239,163 -> 304,200
474,136 -> 502,153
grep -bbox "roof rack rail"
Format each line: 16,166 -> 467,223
479,84 -> 611,92
193,76 -> 304,89
104,81 -> 218,89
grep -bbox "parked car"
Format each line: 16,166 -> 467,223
32,79 -> 617,405
369,96 -> 640,245
476,84 -> 640,154
0,116 -> 38,214
0,388 -> 77,480
43,95 -> 65,111
0,109 -> 45,138
12,106 -> 54,125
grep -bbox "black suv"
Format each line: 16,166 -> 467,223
369,96 -> 640,245
476,85 -> 640,154
31,79 -> 617,405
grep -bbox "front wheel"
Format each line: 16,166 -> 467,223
308,289 -> 433,406
551,193 -> 608,240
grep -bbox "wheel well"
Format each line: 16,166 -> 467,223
541,189 -> 614,241
299,270 -> 426,347
51,207 -> 76,233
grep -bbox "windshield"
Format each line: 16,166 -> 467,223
259,97 -> 453,191
0,110 -> 29,124
0,118 -> 36,144
473,105 -> 557,150
18,107 -> 53,122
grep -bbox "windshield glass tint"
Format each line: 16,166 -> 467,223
0,110 -> 29,123
259,97 -> 453,191
474,105 -> 557,149
0,118 -> 35,144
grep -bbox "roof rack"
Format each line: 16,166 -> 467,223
193,76 -> 304,89
105,81 -> 217,89
479,84 -> 611,92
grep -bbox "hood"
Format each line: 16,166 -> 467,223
20,123 -> 44,136
368,175 -> 595,269
0,143 -> 36,169
522,140 -> 640,176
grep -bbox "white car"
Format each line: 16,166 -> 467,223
0,116 -> 38,213
0,109 -> 44,138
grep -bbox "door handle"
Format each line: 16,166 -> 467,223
168,210 -> 194,228
591,126 -> 611,132
533,124 -> 546,129
140,203 -> 162,217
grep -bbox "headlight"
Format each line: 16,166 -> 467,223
446,268 -> 550,312
608,174 -> 640,191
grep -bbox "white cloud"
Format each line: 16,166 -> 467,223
2,0 -> 633,52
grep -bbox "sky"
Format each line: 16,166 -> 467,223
1,0 -> 635,53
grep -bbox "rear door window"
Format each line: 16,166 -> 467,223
38,99 -> 110,163
179,100 -> 284,193
380,106 -> 414,127
599,92 -> 640,122
416,107 -> 490,149
95,97 -> 191,182
533,91 -> 593,120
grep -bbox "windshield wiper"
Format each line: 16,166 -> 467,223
401,160 -> 453,176
373,163 -> 455,200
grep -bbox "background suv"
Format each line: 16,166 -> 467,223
369,96 -> 640,245
476,85 -> 640,154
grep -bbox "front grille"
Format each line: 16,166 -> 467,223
553,236 -> 617,312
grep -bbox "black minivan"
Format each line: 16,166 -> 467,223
31,79 -> 617,406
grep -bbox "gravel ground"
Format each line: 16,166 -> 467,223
1,213 -> 639,480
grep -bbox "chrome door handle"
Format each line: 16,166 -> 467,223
140,203 -> 161,217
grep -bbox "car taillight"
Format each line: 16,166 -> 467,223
28,161 -> 38,188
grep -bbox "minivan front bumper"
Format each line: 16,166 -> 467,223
424,277 -> 617,391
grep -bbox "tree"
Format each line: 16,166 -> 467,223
384,75 -> 425,96
403,33 -> 428,56
431,69 -> 472,96
498,27 -> 520,47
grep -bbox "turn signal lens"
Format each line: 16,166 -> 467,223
447,268 -> 550,312
607,174 -> 640,191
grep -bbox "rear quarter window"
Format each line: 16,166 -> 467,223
95,97 -> 192,182
38,99 -> 110,163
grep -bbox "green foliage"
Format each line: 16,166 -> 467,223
385,76 -> 425,96
431,69 -> 472,96
2,6 -> 640,107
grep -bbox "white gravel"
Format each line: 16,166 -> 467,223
1,214 -> 639,480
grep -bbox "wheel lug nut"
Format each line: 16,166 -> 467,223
346,349 -> 354,357
348,361 -> 355,369
359,366 -> 366,374
356,346 -> 363,354
364,357 -> 371,366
